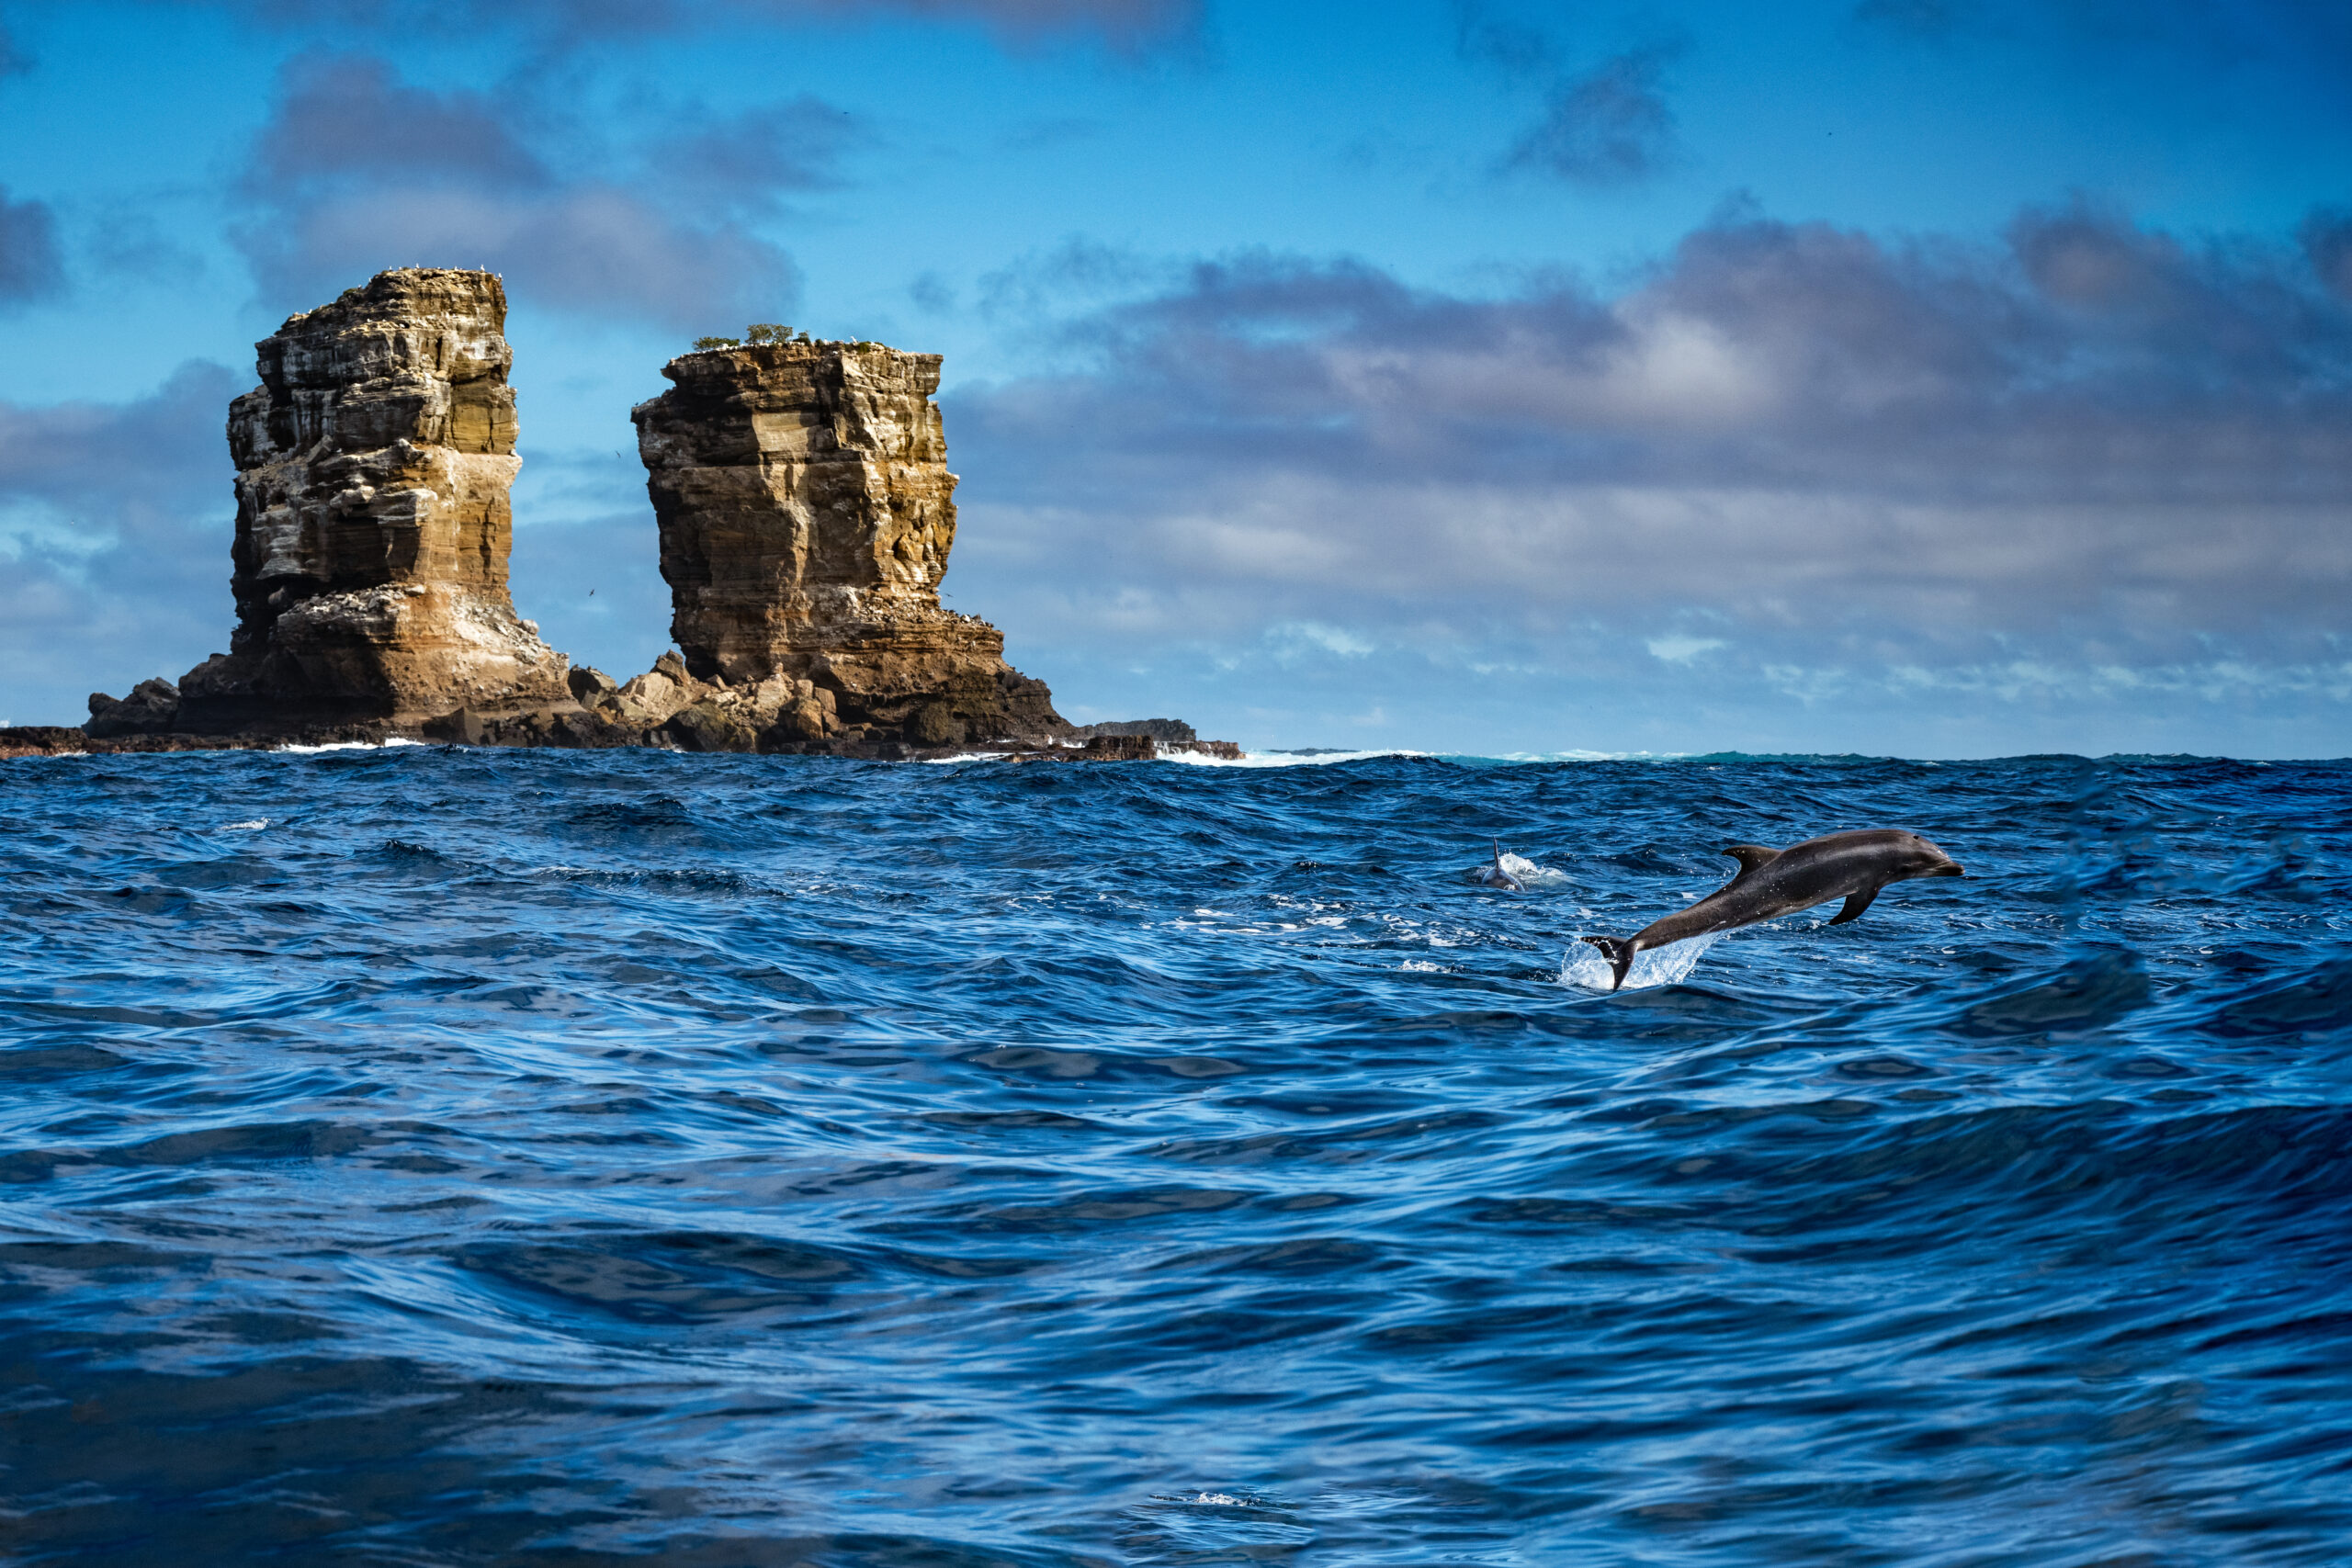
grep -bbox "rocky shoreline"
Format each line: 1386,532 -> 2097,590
19,269 -> 1235,765
0,722 -> 1239,764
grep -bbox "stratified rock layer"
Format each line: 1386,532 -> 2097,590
631,341 -> 1065,748
176,268 -> 566,731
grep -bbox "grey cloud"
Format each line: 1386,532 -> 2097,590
160,0 -> 1199,50
1854,0 -> 2352,73
941,206 -> 2352,700
0,185 -> 64,305
643,97 -> 863,216
908,271 -> 956,313
232,56 -> 809,328
977,237 -> 1168,320
2303,208 -> 2352,303
0,364 -> 243,722
1455,7 -> 1689,189
1453,4 -> 1556,81
1504,44 -> 1685,186
83,208 -> 209,286
240,186 -> 804,329
246,55 -> 548,195
796,0 -> 1195,47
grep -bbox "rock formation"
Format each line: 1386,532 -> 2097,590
32,274 -> 1238,762
629,339 -> 1068,750
172,268 -> 567,733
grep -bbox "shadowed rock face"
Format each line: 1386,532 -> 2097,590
175,267 -> 566,731
632,341 -> 1067,747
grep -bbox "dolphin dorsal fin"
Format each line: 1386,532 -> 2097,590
1723,844 -> 1779,878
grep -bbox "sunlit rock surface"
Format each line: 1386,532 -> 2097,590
630,339 -> 1069,750
175,267 -> 567,732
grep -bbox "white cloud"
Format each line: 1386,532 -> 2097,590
1269,621 -> 1376,658
1646,634 -> 1726,663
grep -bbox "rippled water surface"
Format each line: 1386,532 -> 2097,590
3,748 -> 2347,1565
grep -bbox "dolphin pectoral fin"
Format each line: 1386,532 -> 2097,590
1828,886 -> 1880,925
1723,844 -> 1779,877
1582,935 -> 1635,991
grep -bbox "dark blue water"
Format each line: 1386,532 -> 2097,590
3,748 -> 2347,1565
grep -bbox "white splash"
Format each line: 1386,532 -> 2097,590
273,738 -> 427,755
1162,748 -> 1417,768
924,745 -> 1432,768
1495,851 -> 1572,889
1558,929 -> 1729,991
222,818 -> 269,831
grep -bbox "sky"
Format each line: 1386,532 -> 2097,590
1,0 -> 2347,756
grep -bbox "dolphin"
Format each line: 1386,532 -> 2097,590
1476,839 -> 1524,891
1580,829 -> 1962,991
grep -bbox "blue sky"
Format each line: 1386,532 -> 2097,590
2,0 -> 2347,755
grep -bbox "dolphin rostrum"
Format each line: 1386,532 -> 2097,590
1580,829 -> 1962,991
1476,839 -> 1524,891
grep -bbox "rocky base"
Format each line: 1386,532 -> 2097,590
2,724 -> 1242,764
29,662 -> 1238,762
433,655 -> 1238,760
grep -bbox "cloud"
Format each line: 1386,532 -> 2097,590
977,236 -> 1166,320
2304,209 -> 2352,303
157,0 -> 1200,51
1853,0 -> 2352,74
243,56 -> 547,194
232,55 -> 826,328
1648,635 -> 1727,664
1270,621 -> 1375,659
1503,44 -> 1686,186
1453,5 -> 1557,81
0,186 -> 64,306
940,201 -> 2352,717
643,96 -> 862,217
0,363 -> 244,723
1455,5 -> 1687,188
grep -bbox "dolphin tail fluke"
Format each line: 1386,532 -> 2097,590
1581,935 -> 1636,992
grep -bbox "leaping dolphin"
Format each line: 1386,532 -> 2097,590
1476,839 -> 1524,891
1581,829 -> 1962,991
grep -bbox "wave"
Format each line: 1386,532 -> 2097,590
6,747 -> 2347,1567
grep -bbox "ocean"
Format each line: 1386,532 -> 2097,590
2,747 -> 2346,1565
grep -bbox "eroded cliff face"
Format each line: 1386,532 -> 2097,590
175,268 -> 566,731
630,341 -> 1066,748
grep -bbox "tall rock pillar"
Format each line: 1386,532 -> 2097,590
177,267 -> 566,730
630,340 -> 1065,747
